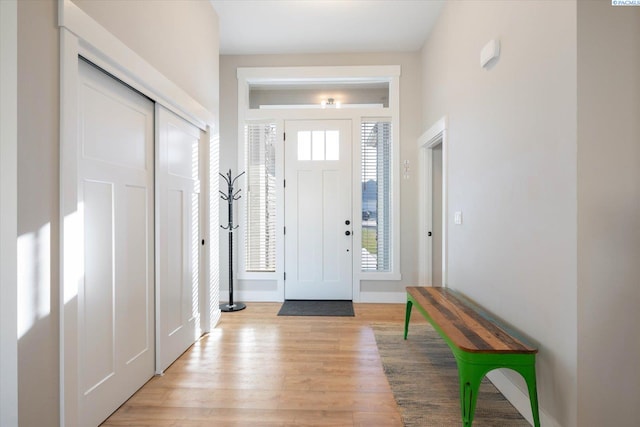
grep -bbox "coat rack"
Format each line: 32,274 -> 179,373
219,169 -> 246,312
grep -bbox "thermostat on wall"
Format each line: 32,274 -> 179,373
480,39 -> 500,68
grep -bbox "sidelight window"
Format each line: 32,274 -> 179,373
361,119 -> 392,272
244,122 -> 277,272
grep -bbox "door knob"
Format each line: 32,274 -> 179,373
345,231 -> 351,236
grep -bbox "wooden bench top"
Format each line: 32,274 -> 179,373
407,286 -> 537,354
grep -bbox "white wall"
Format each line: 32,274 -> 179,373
16,1 -> 219,425
420,1 -> 577,425
0,1 -> 18,425
577,2 -> 640,425
72,0 -> 219,114
17,2 -> 61,424
219,53 -> 422,301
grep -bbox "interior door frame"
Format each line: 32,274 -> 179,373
58,2 -> 216,425
418,116 -> 448,287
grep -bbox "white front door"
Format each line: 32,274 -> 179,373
156,105 -> 201,373
284,120 -> 353,300
78,60 -> 155,426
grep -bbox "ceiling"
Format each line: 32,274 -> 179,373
210,0 -> 445,55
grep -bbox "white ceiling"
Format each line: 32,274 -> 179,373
210,0 -> 445,55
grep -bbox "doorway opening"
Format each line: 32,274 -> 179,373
418,116 -> 448,287
431,142 -> 444,286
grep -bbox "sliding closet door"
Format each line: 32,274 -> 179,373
156,105 -> 202,373
77,60 -> 155,426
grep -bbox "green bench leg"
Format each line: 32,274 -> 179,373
404,298 -> 413,340
514,364 -> 541,427
456,360 -> 483,427
455,355 -> 541,427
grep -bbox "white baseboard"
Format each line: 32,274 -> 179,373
357,291 -> 406,303
486,370 -> 558,427
219,290 -> 406,304
219,289 -> 283,302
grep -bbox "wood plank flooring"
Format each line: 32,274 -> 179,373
102,303 -> 421,426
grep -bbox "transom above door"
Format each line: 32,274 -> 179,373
284,120 -> 353,300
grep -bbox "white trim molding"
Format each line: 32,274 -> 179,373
58,0 -> 214,130
237,65 -> 401,85
221,288 -> 283,303
418,116 -> 448,148
207,129 -> 221,331
358,291 -> 406,304
236,66 -> 402,302
418,116 -> 448,287
0,0 -> 18,425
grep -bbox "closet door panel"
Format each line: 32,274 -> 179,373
156,105 -> 201,373
78,59 -> 155,426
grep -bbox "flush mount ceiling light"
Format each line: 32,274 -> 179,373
321,97 -> 342,109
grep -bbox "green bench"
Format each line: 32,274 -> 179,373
404,286 -> 540,427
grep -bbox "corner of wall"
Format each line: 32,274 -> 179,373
0,0 -> 19,425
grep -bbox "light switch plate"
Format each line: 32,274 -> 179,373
454,211 -> 463,225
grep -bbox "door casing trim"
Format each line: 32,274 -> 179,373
236,66 -> 402,303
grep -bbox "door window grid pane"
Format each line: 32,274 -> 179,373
297,130 -> 340,161
325,130 -> 339,160
312,130 -> 325,160
297,131 -> 311,161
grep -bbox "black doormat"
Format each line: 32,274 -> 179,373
277,300 -> 355,317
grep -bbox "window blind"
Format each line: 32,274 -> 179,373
361,120 -> 392,272
245,122 -> 277,272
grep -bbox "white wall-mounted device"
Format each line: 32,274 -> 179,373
454,211 -> 463,225
480,39 -> 500,68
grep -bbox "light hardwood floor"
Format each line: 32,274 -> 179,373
102,303 -> 424,426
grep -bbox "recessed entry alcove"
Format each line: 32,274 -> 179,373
236,66 -> 402,304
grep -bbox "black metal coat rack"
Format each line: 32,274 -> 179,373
219,169 -> 246,312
